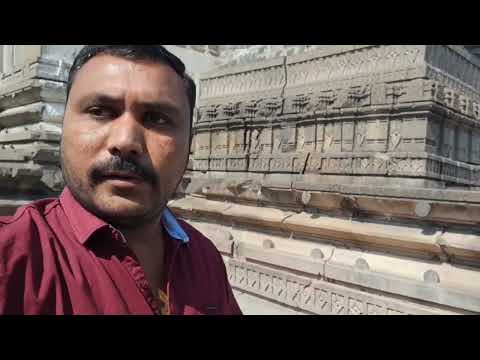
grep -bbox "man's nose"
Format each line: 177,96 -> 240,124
107,112 -> 145,157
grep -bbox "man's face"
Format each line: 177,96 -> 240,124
61,54 -> 191,228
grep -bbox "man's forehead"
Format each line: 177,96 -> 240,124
69,54 -> 187,104
73,55 -> 183,89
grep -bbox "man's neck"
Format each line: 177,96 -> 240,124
119,219 -> 162,246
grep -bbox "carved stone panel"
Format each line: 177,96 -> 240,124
229,128 -> 246,155
284,93 -> 315,115
322,157 -> 353,174
473,102 -> 480,121
272,127 -> 282,154
238,100 -> 259,119
218,102 -> 240,120
348,297 -> 366,315
388,119 -> 402,152
300,122 -> 316,153
227,156 -> 249,172
442,123 -> 456,159
305,153 -> 323,174
293,154 -> 309,173
331,293 -> 347,315
459,95 -> 473,117
354,156 -> 388,175
249,155 -> 270,172
193,158 -> 209,171
426,117 -> 442,155
401,79 -> 425,103
191,45 -> 480,187
400,117 -> 427,153
316,122 -> 325,152
194,132 -> 211,158
211,129 -> 228,157
324,122 -> 342,153
278,125 -> 297,153
347,85 -> 371,108
355,120 -> 368,151
385,82 -> 407,105
442,162 -> 458,182
456,127 -> 470,163
365,119 -> 388,152
331,88 -> 349,110
197,105 -> 216,123
371,83 -> 387,106
389,158 -> 428,177
342,121 -> 354,152
270,155 -> 293,173
256,97 -> 283,119
444,88 -> 460,111
471,130 -> 480,164
257,127 -> 273,154
316,90 -> 337,113
295,93 -> 315,114
210,157 -> 227,171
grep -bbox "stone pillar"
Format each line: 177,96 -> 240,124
0,45 -> 77,197
2,45 -> 13,75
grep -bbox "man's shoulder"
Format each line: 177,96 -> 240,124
176,218 -> 227,270
0,197 -> 60,246
175,218 -> 242,315
177,219 -> 220,255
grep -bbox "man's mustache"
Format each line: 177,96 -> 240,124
89,155 -> 157,187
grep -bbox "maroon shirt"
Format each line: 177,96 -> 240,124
0,188 -> 241,315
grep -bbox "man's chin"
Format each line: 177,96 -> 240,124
94,204 -> 159,229
90,193 -> 161,228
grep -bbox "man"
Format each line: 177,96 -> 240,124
0,45 -> 242,315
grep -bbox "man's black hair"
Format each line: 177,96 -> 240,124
66,45 -> 196,120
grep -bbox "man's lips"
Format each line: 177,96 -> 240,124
101,171 -> 145,183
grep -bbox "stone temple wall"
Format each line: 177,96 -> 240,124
1,45 -> 480,315
179,45 -> 480,315
216,45 -> 324,67
193,45 -> 480,188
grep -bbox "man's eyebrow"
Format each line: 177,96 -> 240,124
76,93 -> 183,117
141,101 -> 182,118
77,93 -> 124,107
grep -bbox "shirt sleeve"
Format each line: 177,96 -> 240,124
0,223 -> 27,314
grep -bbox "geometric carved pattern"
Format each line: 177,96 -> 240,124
226,259 -> 450,315
195,45 -> 480,187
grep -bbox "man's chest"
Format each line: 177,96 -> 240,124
20,237 -> 216,315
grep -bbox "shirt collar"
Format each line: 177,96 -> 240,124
59,187 -> 189,245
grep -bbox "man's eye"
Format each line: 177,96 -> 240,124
143,112 -> 169,127
87,106 -> 116,119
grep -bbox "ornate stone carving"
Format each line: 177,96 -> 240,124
229,128 -> 246,155
386,83 -> 407,104
226,259 -> 446,315
193,46 -> 480,188
347,85 -> 371,107
277,125 -> 296,153
226,157 -> 248,172
256,97 -> 283,118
